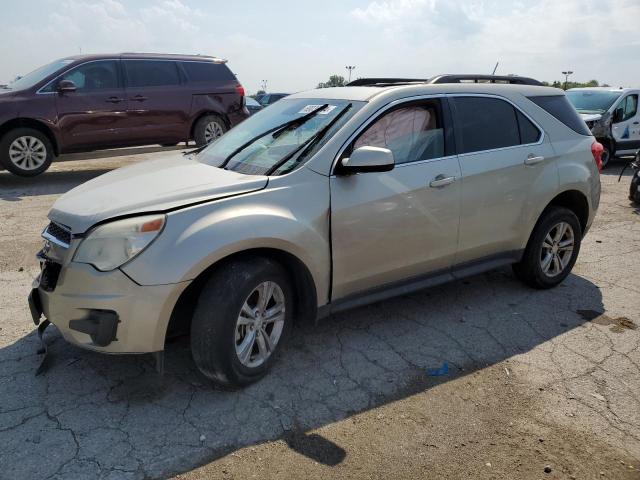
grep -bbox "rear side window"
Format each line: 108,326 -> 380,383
452,97 -> 520,153
528,95 -> 591,136
516,110 -> 541,144
124,60 -> 180,88
181,62 -> 236,83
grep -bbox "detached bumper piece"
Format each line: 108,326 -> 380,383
28,288 -> 51,376
69,310 -> 119,347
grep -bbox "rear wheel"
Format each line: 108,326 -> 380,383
513,207 -> 582,289
194,115 -> 227,147
0,128 -> 54,177
191,257 -> 293,387
600,143 -> 612,169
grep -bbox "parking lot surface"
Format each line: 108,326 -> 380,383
0,150 -> 639,480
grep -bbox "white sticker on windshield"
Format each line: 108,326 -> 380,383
298,105 -> 337,115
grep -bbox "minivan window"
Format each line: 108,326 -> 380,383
528,95 -> 591,136
353,102 -> 444,164
197,98 -> 364,175
11,59 -> 73,91
452,97 -> 520,154
124,60 -> 180,88
181,61 -> 235,83
56,60 -> 119,91
620,94 -> 638,122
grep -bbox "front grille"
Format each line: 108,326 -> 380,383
43,222 -> 71,247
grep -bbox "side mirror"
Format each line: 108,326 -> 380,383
337,146 -> 395,174
57,80 -> 77,93
612,107 -> 624,123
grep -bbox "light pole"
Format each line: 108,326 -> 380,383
345,65 -> 356,83
562,71 -> 573,90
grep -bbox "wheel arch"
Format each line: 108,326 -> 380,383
165,247 -> 318,345
541,189 -> 590,235
0,118 -> 59,155
189,111 -> 230,140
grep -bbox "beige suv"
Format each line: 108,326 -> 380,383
29,82 -> 602,386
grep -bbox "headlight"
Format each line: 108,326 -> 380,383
73,215 -> 165,271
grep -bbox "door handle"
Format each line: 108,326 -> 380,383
429,175 -> 456,188
633,121 -> 639,125
106,96 -> 123,103
524,154 -> 545,166
131,95 -> 148,102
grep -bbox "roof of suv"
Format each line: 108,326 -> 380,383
289,83 -> 564,102
59,52 -> 227,63
568,87 -> 638,94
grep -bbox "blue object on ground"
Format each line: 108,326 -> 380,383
426,362 -> 449,376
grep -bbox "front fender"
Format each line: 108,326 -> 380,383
121,169 -> 331,305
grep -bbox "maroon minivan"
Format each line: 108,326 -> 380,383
0,53 -> 249,177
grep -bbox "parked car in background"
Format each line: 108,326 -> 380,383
245,96 -> 263,115
258,92 -> 290,106
30,82 -> 601,387
567,87 -> 639,168
0,53 -> 249,177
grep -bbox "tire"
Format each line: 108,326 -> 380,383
512,207 -> 582,289
191,256 -> 294,387
600,143 -> 611,169
0,128 -> 54,177
193,115 -> 227,147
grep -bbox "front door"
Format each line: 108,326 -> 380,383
330,98 -> 461,299
612,93 -> 640,154
122,59 -> 191,145
54,60 -> 128,151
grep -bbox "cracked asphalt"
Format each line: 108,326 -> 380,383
0,150 -> 639,479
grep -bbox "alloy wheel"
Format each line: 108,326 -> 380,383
8,136 -> 47,170
540,221 -> 574,277
235,281 -> 286,368
204,121 -> 224,144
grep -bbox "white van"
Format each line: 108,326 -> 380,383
567,87 -> 639,167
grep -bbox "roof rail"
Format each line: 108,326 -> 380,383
347,74 -> 543,87
346,78 -> 429,87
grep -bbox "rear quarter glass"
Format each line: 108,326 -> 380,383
528,95 -> 592,136
181,62 -> 237,84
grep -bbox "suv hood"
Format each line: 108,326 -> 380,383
49,153 -> 268,233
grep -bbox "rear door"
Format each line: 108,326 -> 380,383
122,59 -> 191,144
612,93 -> 640,154
450,95 -> 556,265
53,60 -> 128,150
330,97 -> 461,299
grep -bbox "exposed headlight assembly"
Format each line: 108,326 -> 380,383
73,215 -> 165,271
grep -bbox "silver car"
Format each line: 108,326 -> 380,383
29,83 -> 602,386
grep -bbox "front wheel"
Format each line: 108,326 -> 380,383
0,128 -> 54,177
191,257 -> 293,387
513,207 -> 582,289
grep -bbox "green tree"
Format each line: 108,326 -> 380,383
317,75 -> 346,88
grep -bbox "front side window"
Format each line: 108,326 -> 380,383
58,61 -> 119,91
452,97 -> 520,154
621,94 -> 638,121
352,102 -> 444,164
124,60 -> 180,88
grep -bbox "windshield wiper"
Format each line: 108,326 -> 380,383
218,104 -> 328,169
265,103 -> 353,176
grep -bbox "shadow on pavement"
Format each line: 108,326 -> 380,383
0,268 -> 603,479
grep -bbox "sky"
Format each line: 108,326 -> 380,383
1,0 -> 639,93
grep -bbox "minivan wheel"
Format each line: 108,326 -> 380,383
194,115 -> 227,146
190,257 -> 293,387
0,128 -> 54,177
512,207 -> 582,289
